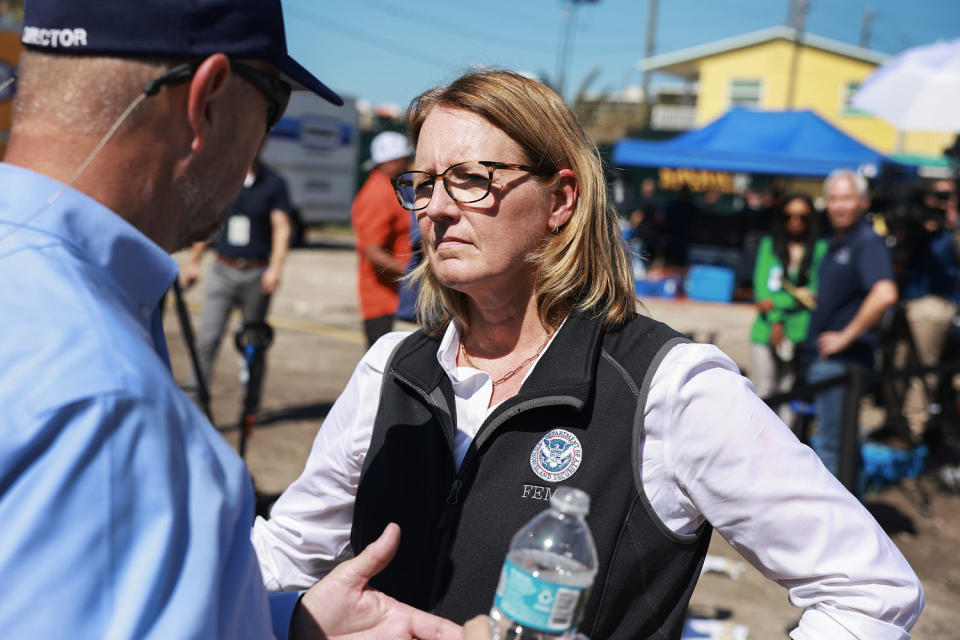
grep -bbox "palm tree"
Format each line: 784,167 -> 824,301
538,67 -> 610,127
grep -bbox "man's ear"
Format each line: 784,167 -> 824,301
186,54 -> 232,153
548,168 -> 578,231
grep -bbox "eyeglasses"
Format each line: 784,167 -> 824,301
142,60 -> 291,132
392,161 -> 551,211
230,61 -> 291,132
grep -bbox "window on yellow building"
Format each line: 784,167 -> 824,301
841,81 -> 869,116
729,79 -> 762,108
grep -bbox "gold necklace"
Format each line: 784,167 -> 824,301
460,331 -> 553,387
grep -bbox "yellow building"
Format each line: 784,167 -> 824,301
0,27 -> 22,158
637,26 -> 953,161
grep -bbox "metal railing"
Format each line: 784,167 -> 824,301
763,359 -> 960,497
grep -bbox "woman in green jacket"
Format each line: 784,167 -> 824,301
751,194 -> 828,428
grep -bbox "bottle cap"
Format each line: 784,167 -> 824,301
551,486 -> 590,516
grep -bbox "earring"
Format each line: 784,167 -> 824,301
552,222 -> 559,234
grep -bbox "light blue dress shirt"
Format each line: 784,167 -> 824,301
0,164 -> 300,638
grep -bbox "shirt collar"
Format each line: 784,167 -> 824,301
0,163 -> 178,316
435,315 -> 570,384
437,322 -> 461,374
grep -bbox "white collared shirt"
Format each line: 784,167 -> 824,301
252,322 -> 923,640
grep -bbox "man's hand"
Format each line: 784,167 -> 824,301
817,280 -> 897,359
364,245 -> 408,279
291,523 -> 463,640
180,262 -> 201,290
769,321 -> 785,349
261,266 -> 281,294
818,330 -> 852,357
757,298 -> 774,314
180,241 -> 209,290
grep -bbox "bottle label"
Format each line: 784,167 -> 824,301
493,558 -> 588,633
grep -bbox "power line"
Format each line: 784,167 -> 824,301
873,6 -> 960,31
285,4 -> 448,70
361,0 -> 704,59
870,21 -> 916,51
359,0 -> 557,52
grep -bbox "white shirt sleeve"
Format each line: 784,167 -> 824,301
251,332 -> 409,591
643,341 -> 923,639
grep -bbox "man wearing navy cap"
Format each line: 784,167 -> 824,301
0,2 -> 460,639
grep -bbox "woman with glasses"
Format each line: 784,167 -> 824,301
749,194 -> 827,430
252,71 -> 921,639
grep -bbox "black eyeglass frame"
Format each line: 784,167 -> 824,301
142,60 -> 292,132
391,160 -> 552,211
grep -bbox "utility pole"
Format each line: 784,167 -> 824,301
556,0 -> 599,99
641,0 -> 658,105
786,0 -> 809,109
859,8 -> 875,49
556,2 -> 574,98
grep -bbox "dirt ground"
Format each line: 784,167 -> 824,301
166,234 -> 960,639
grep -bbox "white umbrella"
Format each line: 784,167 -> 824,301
852,38 -> 960,133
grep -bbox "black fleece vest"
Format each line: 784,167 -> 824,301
351,311 -> 712,639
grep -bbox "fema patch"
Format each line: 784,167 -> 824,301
530,429 -> 583,483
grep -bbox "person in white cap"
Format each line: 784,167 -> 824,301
351,131 -> 414,346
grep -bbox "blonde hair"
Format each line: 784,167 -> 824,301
406,69 -> 635,336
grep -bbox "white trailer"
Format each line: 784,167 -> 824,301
261,92 -> 359,225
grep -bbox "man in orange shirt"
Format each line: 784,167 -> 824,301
352,131 -> 413,347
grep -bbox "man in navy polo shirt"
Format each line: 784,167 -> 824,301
806,169 -> 898,481
183,153 -> 293,387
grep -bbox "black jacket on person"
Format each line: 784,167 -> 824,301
350,310 -> 712,639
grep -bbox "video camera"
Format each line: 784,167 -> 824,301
870,163 -> 956,283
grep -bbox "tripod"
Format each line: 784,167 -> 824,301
233,321 -> 274,459
168,280 -> 278,517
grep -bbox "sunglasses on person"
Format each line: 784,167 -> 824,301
391,160 -> 552,211
143,60 -> 292,132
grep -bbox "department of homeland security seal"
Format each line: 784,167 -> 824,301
530,429 -> 583,483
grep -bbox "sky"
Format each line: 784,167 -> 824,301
282,0 -> 960,111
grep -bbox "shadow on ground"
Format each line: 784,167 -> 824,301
865,501 -> 918,536
214,401 -> 334,432
256,401 -> 334,426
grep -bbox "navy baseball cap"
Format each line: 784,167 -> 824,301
20,0 -> 342,106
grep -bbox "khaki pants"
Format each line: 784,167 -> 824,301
896,295 -> 957,437
750,342 -> 796,429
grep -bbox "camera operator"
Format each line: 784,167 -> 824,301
896,178 -> 960,443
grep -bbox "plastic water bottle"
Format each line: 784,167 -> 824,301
489,487 -> 598,640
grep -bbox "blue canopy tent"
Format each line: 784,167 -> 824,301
612,109 -> 889,176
